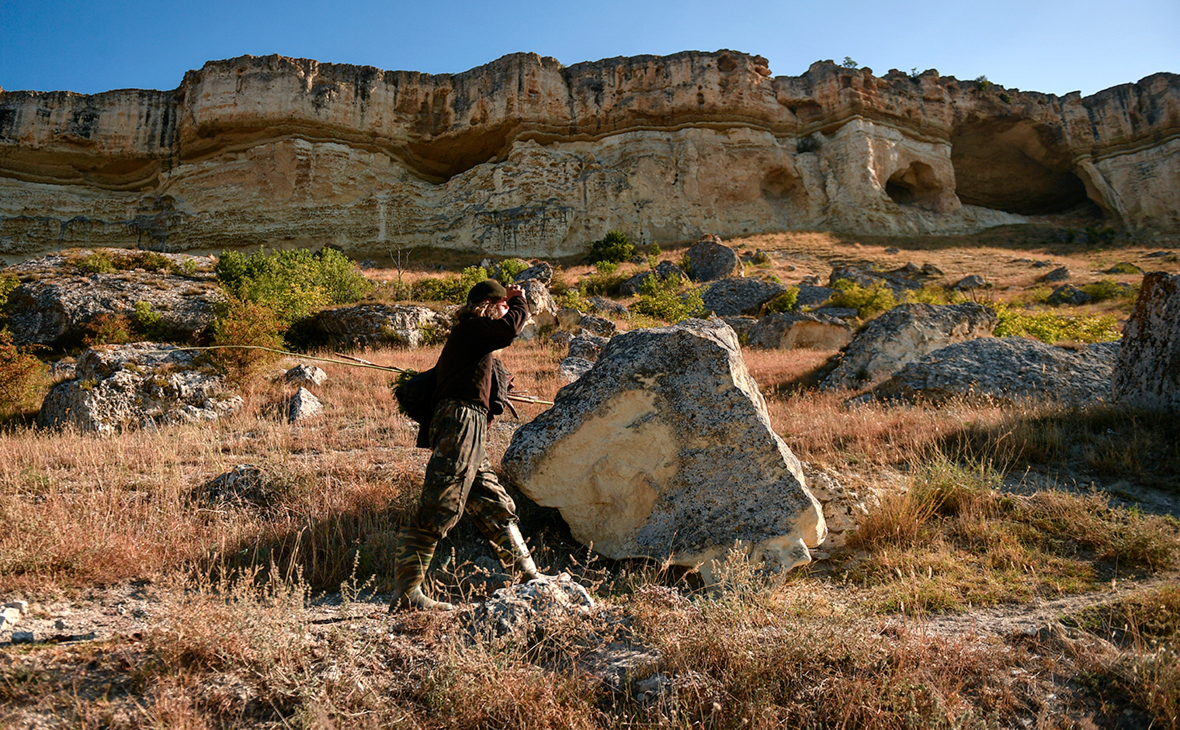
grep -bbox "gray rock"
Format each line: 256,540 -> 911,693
312,304 -> 450,348
828,264 -> 922,295
952,274 -> 989,290
5,250 -> 222,348
1113,272 -> 1180,413
746,312 -> 853,350
513,261 -> 554,285
795,284 -> 837,308
568,334 -> 610,362
684,235 -> 742,282
822,302 -> 999,389
699,277 -> 787,316
578,315 -> 618,338
200,464 -> 269,506
284,364 -> 327,386
518,278 -> 559,339
550,330 -> 574,348
884,247 -> 900,254
802,463 -> 879,555
868,338 -> 1120,406
1040,266 -> 1071,282
811,306 -> 859,320
502,319 -> 825,580
557,356 -> 594,383
588,296 -> 629,318
37,343 -> 242,436
11,631 -> 34,644
719,316 -> 758,343
468,575 -> 595,638
0,606 -> 21,633
288,387 -> 323,422
1047,284 -> 1093,306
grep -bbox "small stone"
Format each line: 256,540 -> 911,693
0,607 -> 21,631
5,600 -> 28,614
1040,266 -> 1070,282
54,619 -> 66,630
952,274 -> 989,290
884,247 -> 900,254
11,631 -> 35,644
285,364 -> 327,386
288,388 -> 323,422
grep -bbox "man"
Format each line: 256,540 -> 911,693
390,279 -> 550,612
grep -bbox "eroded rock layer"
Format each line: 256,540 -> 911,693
2,51 -> 1177,258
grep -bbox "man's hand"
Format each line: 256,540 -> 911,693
505,284 -> 524,300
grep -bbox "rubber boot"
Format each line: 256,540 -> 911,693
489,523 -> 554,583
388,528 -> 454,613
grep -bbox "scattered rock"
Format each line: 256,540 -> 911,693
0,605 -> 23,633
284,364 -> 327,386
699,277 -> 787,316
550,330 -> 574,348
578,314 -> 618,338
795,284 -> 837,308
568,334 -> 610,362
921,263 -> 945,277
811,306 -> 859,320
746,312 -> 853,350
1040,266 -> 1071,282
801,463 -> 879,555
287,387 -> 323,422
619,261 -> 689,296
502,318 -> 826,580
885,247 -> 900,254
37,343 -> 242,436
555,308 -> 583,329
684,235 -> 742,282
821,302 -> 998,389
513,261 -> 554,285
199,464 -> 270,506
312,304 -> 450,348
865,338 -> 1120,406
828,264 -> 922,295
1113,272 -> 1180,413
1047,284 -> 1093,306
467,575 -> 595,638
557,357 -> 595,383
11,631 -> 35,644
952,274 -> 989,290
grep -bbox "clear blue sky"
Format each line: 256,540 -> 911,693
1,0 -> 1176,97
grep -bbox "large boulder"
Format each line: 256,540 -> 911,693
746,312 -> 853,350
865,338 -> 1120,405
699,277 -> 787,316
37,343 -> 243,436
502,319 -> 825,579
5,251 -> 221,348
513,261 -> 554,285
311,303 -> 450,348
684,235 -> 742,282
518,278 -> 559,339
1113,272 -> 1180,413
821,302 -> 998,389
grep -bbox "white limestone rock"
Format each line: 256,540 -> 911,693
502,318 -> 825,579
287,387 -> 323,422
518,278 -> 559,340
284,364 -> 327,385
746,311 -> 853,350
1112,271 -> 1180,413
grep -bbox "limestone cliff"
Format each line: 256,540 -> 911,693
1,51 -> 1177,258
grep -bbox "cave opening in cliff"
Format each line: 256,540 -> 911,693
951,118 -> 1104,217
885,162 -> 943,209
761,168 -> 806,220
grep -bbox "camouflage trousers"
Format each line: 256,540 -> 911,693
406,398 -> 518,544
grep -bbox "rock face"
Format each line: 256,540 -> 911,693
501,318 -> 825,577
1112,272 -> 1180,412
746,311 -> 853,350
310,303 -> 450,348
699,277 -> 786,316
4,52 -> 1174,259
822,302 -> 998,389
867,338 -> 1120,405
37,343 -> 242,435
5,251 -> 221,348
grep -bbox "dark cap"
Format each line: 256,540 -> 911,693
466,279 -> 508,305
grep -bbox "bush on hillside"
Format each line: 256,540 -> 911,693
588,230 -> 634,264
989,302 -> 1119,343
829,279 -> 896,318
216,248 -> 371,326
0,330 -> 46,417
412,266 -> 490,304
631,274 -> 704,323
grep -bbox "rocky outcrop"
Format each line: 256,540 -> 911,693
310,303 -> 450,348
1112,272 -> 1180,412
746,311 -> 853,350
866,338 -> 1120,405
37,343 -> 242,435
699,277 -> 786,316
4,250 -> 220,348
502,318 -> 825,578
822,302 -> 998,389
3,52 -> 1175,259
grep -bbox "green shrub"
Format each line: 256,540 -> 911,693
829,279 -> 896,318
82,314 -> 135,346
588,230 -> 634,264
215,247 -> 371,325
632,274 -> 704,323
494,259 -> 530,285
904,286 -> 954,305
1105,262 -> 1141,275
211,296 -> 287,384
75,250 -> 116,275
990,302 -> 1119,343
0,330 -> 46,416
0,274 -> 19,315
412,266 -> 489,304
1081,279 -> 1138,303
552,289 -> 593,313
579,262 -> 626,297
763,286 -> 800,314
132,301 -> 168,340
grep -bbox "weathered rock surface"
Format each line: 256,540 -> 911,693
502,318 -> 825,577
37,343 -> 242,435
828,264 -> 923,295
866,338 -> 1121,405
557,356 -> 594,383
1,53 -> 1176,259
577,314 -> 617,338
746,311 -> 853,350
1047,284 -> 1092,305
513,261 -> 554,285
198,464 -> 269,506
4,250 -> 221,348
568,333 -> 610,362
795,284 -> 836,308
699,277 -> 786,316
685,236 -> 743,282
1040,266 -> 1071,283
952,274 -> 989,290
802,463 -> 879,554
822,302 -> 998,389
518,277 -> 559,339
284,363 -> 327,386
310,303 -> 450,348
468,575 -> 595,638
287,387 -> 323,422
1112,272 -> 1180,412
